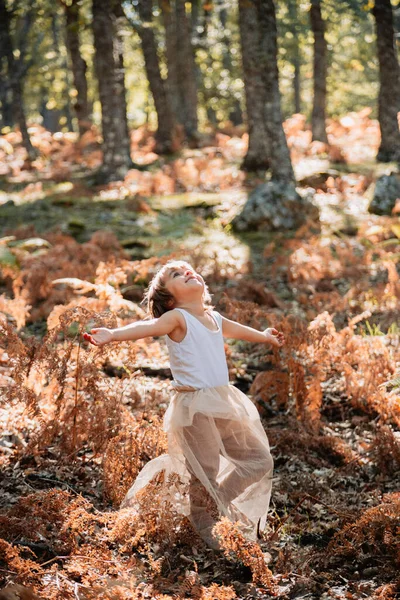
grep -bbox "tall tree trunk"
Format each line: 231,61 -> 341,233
12,78 -> 35,158
255,0 -> 295,182
0,0 -> 35,160
0,64 -> 13,127
373,0 -> 400,161
220,5 -> 243,126
310,0 -> 328,143
238,0 -> 270,170
64,0 -> 91,136
160,0 -> 182,123
113,1 -> 131,148
175,0 -> 199,143
92,0 -> 131,181
288,0 -> 301,114
137,0 -> 177,152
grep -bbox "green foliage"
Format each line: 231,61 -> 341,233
2,0 -> 398,130
277,0 -> 379,119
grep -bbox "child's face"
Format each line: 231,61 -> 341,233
164,264 -> 205,305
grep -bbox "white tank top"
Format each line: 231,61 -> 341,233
165,308 -> 229,390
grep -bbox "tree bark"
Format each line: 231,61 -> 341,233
92,0 -> 131,181
0,0 -> 36,160
255,0 -> 295,182
175,0 -> 199,143
220,5 -> 243,126
160,0 -> 182,123
238,0 -> 270,170
0,63 -> 13,127
113,1 -> 131,148
64,0 -> 91,136
372,0 -> 400,162
137,0 -> 177,152
310,0 -> 328,143
287,0 -> 301,114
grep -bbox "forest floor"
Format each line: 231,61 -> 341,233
0,111 -> 399,599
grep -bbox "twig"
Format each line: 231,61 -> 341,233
24,473 -> 80,495
267,494 -> 309,541
40,554 -> 118,568
72,337 -> 81,450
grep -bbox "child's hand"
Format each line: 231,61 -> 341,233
83,328 -> 114,347
263,328 -> 285,347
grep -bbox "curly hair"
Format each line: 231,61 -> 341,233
142,260 -> 213,318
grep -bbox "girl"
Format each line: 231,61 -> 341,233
85,260 -> 285,549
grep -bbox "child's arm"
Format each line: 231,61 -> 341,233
84,310 -> 182,347
221,316 -> 285,347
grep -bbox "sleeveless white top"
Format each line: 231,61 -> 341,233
165,308 -> 229,390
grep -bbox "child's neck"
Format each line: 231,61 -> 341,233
176,300 -> 206,317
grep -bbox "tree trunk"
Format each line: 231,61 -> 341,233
0,66 -> 13,127
238,0 -> 270,170
220,5 -> 243,126
12,78 -> 35,158
255,0 -> 295,182
92,0 -> 131,181
0,0 -> 35,160
175,0 -> 199,143
64,0 -> 91,136
160,0 -> 182,123
113,1 -> 131,148
372,0 -> 400,162
137,0 -> 177,152
288,0 -> 301,114
310,0 -> 328,143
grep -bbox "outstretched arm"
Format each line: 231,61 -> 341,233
221,316 -> 285,347
84,310 -> 182,347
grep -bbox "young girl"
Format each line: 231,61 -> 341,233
85,260 -> 285,549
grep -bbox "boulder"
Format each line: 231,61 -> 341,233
232,181 -> 319,232
369,174 -> 400,215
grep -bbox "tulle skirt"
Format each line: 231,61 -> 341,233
121,385 -> 273,548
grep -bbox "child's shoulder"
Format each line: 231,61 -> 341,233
161,308 -> 186,326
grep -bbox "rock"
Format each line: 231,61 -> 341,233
369,174 -> 400,215
231,181 -> 319,232
298,170 -> 340,189
67,217 -> 86,230
15,238 -> 51,251
120,238 -> 150,249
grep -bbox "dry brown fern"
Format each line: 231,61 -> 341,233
212,518 -> 277,594
326,492 -> 400,575
103,414 -> 167,505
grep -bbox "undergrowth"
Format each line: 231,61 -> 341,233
0,208 -> 399,597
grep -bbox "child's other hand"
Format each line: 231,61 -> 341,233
264,328 -> 285,347
83,328 -> 114,346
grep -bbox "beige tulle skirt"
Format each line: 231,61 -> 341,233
121,385 -> 273,548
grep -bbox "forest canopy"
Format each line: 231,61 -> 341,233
0,0 -> 396,130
